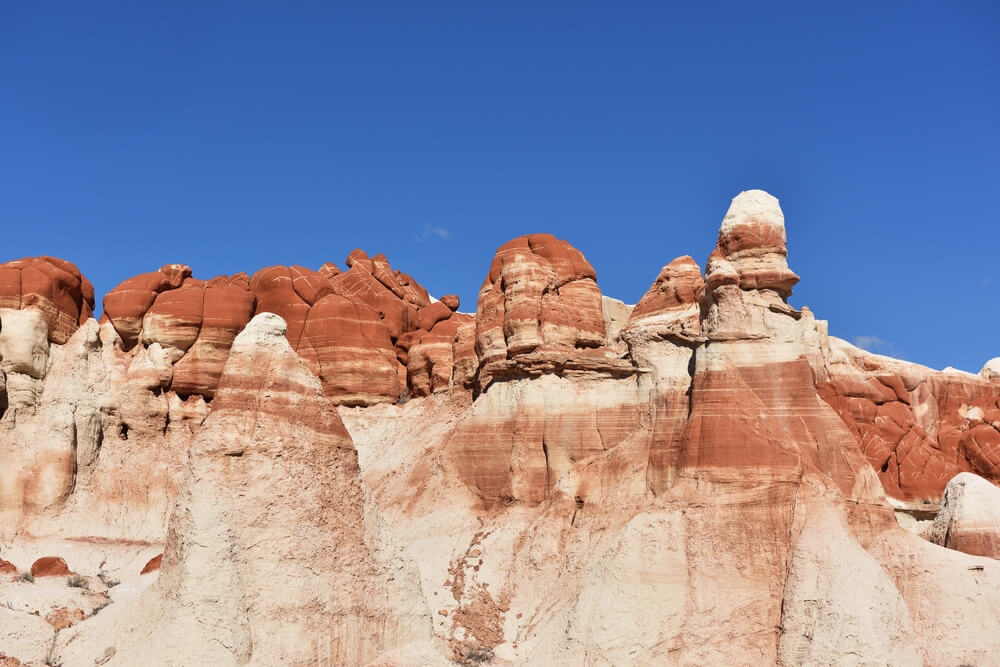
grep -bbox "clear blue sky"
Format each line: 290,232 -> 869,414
2,2 -> 997,372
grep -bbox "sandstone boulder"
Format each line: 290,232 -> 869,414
170,276 -> 256,398
98,251 -> 446,405
406,314 -> 474,398
0,257 -> 95,344
103,264 -> 191,348
30,556 -> 71,577
981,357 -> 1000,382
927,472 -> 1000,558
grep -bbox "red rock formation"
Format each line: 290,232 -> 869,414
406,313 -> 475,397
0,558 -> 15,574
678,191 -> 884,515
298,294 -> 400,405
622,256 -> 704,494
99,250 -> 448,405
448,375 -> 642,504
329,265 -> 411,340
140,554 -> 162,575
171,276 -> 256,398
140,278 -> 205,360
48,313 -> 428,666
30,556 -> 71,577
103,264 -> 191,347
369,252 -> 431,308
625,255 -> 703,338
248,265 -> 313,346
448,235 -> 642,504
476,234 -> 605,367
0,257 -> 95,344
712,189 -> 799,295
451,319 -> 478,390
417,301 -> 453,333
317,261 -> 342,279
472,234 -> 630,394
819,341 -> 1000,500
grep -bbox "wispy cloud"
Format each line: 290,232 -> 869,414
414,224 -> 451,242
854,335 -> 903,358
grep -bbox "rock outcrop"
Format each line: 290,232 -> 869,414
981,357 -> 1000,382
0,257 -> 95,344
710,189 -> 799,295
928,471 -> 1000,558
819,337 -> 1000,500
2,189 -> 1000,665
102,251 -> 471,406
50,314 -> 429,665
473,233 -> 629,390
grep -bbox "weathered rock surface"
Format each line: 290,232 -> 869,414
0,257 -> 95,344
928,471 -> 1000,558
101,250 -> 468,406
710,189 -> 799,295
474,233 -> 614,390
2,189 -> 1000,665
870,529 -> 1000,665
102,263 -> 191,348
777,505 -> 920,665
981,357 -> 1000,382
819,336 -> 1000,500
50,314 -> 430,665
29,556 -> 71,577
624,255 -> 702,340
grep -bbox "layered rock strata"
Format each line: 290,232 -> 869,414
927,471 -> 1000,558
1,189 -> 999,666
101,250 -> 472,405
49,314 -> 430,665
0,257 -> 95,344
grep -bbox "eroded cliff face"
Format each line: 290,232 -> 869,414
1,190 -> 999,666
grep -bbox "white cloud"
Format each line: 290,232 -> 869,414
414,224 -> 451,241
853,335 -> 903,358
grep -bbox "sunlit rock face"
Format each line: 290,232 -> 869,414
101,249 -> 472,406
48,314 -> 430,666
927,472 -> 1000,559
0,256 -> 95,344
818,338 -> 1000,501
2,190 -> 1000,666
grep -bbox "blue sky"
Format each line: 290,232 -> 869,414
2,2 -> 997,372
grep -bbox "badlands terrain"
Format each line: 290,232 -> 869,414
1,189 -> 999,666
